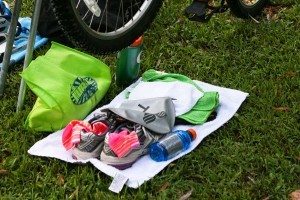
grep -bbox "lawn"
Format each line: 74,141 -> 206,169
0,0 -> 299,199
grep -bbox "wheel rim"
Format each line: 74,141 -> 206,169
241,0 -> 260,6
71,0 -> 153,39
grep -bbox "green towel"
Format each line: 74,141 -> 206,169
142,69 -> 204,92
142,69 -> 219,125
177,92 -> 219,124
22,42 -> 111,131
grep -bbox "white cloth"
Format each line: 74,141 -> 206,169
28,80 -> 248,190
127,80 -> 203,116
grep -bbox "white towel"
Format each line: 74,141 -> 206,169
127,80 -> 203,116
28,80 -> 248,191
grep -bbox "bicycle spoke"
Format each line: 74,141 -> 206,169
97,0 -> 108,32
82,8 -> 89,20
134,0 -> 142,12
89,0 -> 99,27
89,14 -> 94,27
76,0 -> 81,9
121,0 -> 125,27
131,1 -> 133,21
105,3 -> 108,33
114,1 -> 122,31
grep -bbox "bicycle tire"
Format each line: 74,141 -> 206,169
50,0 -> 163,54
228,0 -> 268,18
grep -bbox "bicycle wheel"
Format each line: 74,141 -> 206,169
228,0 -> 268,18
50,0 -> 163,54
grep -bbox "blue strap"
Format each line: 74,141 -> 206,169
0,0 -> 11,19
0,1 -> 22,36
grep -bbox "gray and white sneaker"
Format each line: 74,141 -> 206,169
100,123 -> 161,170
72,130 -> 106,160
72,111 -> 128,160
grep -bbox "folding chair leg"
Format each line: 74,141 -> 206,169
17,0 -> 43,112
0,0 -> 23,96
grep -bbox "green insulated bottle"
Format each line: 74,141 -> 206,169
116,36 -> 143,86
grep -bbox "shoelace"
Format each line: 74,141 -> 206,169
62,120 -> 108,150
108,130 -> 140,158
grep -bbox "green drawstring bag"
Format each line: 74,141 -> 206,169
21,42 -> 111,131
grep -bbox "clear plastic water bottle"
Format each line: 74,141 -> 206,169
115,36 -> 143,87
149,129 -> 197,162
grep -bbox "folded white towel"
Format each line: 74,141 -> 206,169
128,80 -> 203,116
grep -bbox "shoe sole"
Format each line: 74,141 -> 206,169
72,143 -> 104,160
100,151 -> 142,170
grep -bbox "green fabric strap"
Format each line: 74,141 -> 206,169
141,69 -> 219,125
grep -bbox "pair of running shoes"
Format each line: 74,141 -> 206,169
63,111 -> 162,170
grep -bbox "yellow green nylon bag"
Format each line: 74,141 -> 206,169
21,42 -> 111,131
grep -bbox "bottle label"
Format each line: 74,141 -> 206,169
159,133 -> 184,159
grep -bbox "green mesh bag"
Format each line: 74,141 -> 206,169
21,42 -> 111,131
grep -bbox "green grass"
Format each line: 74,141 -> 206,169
1,0 -> 300,199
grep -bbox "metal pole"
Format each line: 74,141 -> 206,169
0,0 -> 22,96
16,0 -> 42,111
